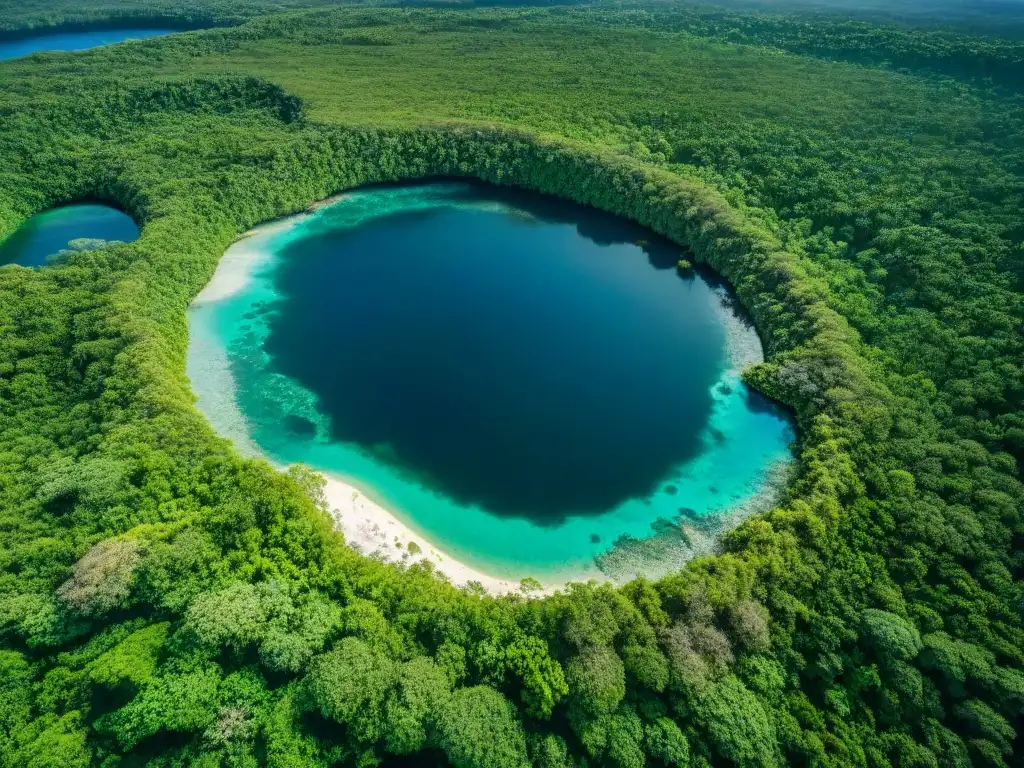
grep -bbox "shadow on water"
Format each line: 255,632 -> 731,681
744,386 -> 790,418
699,265 -> 759,328
346,179 -> 690,270
442,180 -> 688,270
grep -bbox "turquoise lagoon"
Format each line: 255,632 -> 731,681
186,183 -> 794,584
0,204 -> 139,268
0,29 -> 176,61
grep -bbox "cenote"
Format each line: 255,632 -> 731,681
187,182 -> 794,583
0,204 -> 140,268
0,28 -> 177,61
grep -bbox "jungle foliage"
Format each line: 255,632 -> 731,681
0,2 -> 1022,767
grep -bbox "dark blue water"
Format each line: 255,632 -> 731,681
0,29 -> 175,61
264,186 -> 723,520
0,204 -> 139,268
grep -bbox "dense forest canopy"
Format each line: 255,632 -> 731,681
0,1 -> 1022,766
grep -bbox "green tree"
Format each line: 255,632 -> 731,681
56,538 -> 142,617
306,637 -> 397,746
433,686 -> 529,768
685,676 -> 782,767
503,635 -> 568,719
383,656 -> 450,755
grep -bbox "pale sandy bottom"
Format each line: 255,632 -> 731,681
192,219 -> 297,305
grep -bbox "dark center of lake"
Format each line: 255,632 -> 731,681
265,185 -> 722,519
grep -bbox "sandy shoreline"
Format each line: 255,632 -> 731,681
191,214 -> 567,596
192,219 -> 301,306
320,471 -> 563,596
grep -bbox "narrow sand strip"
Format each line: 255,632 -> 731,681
320,472 -> 562,596
192,218 -> 302,305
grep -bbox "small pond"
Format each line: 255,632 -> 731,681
0,204 -> 139,268
0,28 -> 176,62
187,182 -> 795,584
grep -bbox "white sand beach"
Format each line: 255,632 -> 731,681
192,219 -> 300,306
320,472 -> 561,596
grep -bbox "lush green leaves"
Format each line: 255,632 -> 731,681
434,686 -> 530,768
0,2 -> 1022,766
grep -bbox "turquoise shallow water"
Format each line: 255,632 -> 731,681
0,29 -> 176,61
0,204 -> 139,268
187,183 -> 794,583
